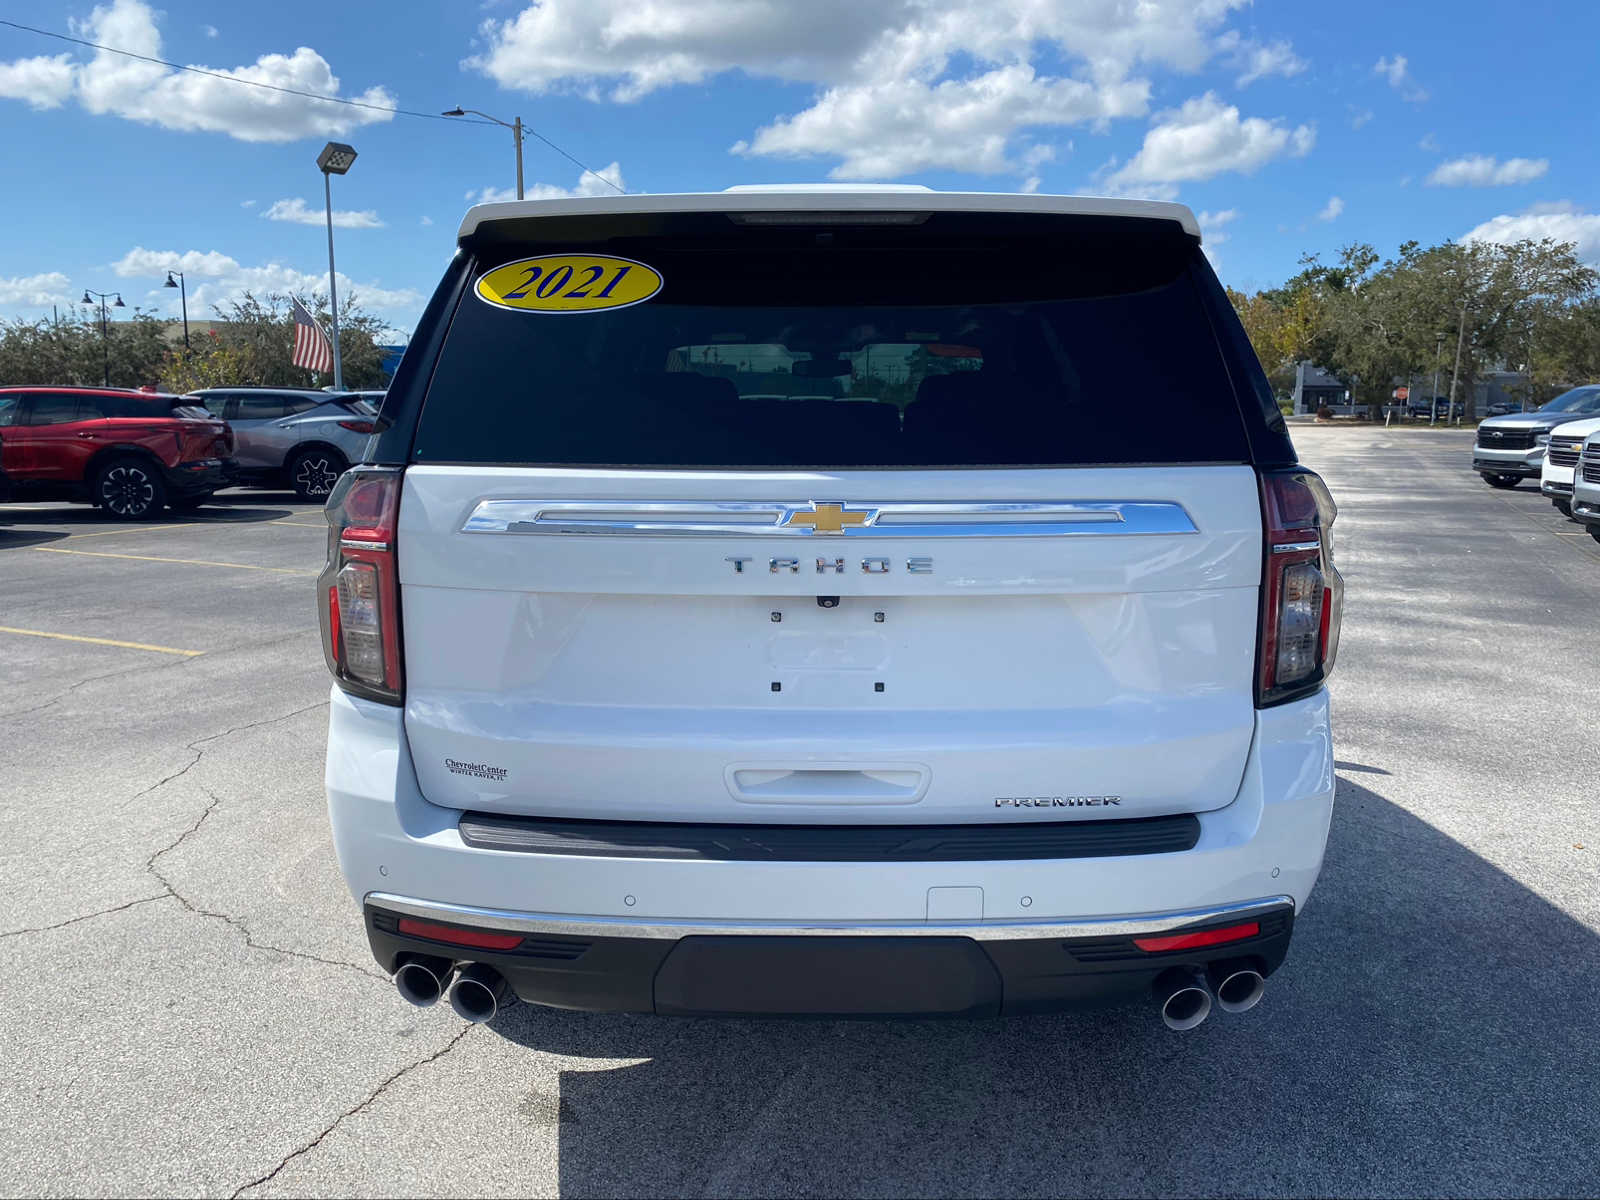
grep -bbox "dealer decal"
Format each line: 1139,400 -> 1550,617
475,254 -> 662,314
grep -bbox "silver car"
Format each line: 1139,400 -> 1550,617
185,388 -> 383,501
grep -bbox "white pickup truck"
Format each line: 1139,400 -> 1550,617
318,188 -> 1343,1030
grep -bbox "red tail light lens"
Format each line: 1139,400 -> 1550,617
396,917 -> 523,951
337,419 -> 378,433
1134,921 -> 1261,953
319,467 -> 403,704
1257,468 -> 1343,706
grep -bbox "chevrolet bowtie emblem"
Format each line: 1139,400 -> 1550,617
781,502 -> 873,535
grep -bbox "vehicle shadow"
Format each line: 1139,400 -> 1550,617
484,776 -> 1598,1198
0,500 -> 299,526
0,528 -> 69,548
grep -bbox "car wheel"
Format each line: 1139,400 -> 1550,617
94,457 -> 167,519
1483,474 -> 1520,489
1555,500 -> 1573,517
289,449 -> 347,502
170,492 -> 215,512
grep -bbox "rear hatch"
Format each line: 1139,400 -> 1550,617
394,206 -> 1277,825
106,394 -> 231,459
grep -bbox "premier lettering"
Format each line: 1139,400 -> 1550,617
994,796 -> 1122,808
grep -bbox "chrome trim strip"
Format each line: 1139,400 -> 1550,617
1270,540 -> 1322,554
366,892 -> 1294,942
339,538 -> 391,552
462,499 -> 1198,539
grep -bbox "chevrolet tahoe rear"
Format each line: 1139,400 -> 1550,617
321,189 -> 1342,1028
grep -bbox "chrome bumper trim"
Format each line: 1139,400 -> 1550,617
364,892 -> 1295,942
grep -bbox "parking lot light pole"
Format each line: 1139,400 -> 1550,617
442,108 -> 524,200
80,288 -> 125,387
1431,333 -> 1444,426
316,142 -> 357,390
163,271 -> 189,349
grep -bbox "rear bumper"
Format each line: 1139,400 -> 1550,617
326,687 -> 1334,1014
364,895 -> 1295,1016
163,457 -> 231,496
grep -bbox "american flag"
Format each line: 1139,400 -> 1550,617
290,297 -> 333,374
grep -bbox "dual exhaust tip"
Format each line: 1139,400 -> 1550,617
394,955 -> 511,1024
1154,960 -> 1265,1031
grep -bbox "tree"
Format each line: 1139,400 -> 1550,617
0,310 -> 170,387
154,290 -> 392,391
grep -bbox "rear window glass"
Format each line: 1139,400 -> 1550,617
414,215 -> 1250,468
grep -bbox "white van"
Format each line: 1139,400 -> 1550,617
318,189 -> 1343,1029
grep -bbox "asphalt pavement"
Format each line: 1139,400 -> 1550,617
1,428 -> 1596,1198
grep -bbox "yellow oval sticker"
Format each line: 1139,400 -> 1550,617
475,254 -> 663,314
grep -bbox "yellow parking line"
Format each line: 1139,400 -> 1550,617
67,523 -> 206,540
0,626 -> 202,657
30,546 -> 316,575
270,521 -> 330,528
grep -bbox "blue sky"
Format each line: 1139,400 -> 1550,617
1,0 -> 1596,337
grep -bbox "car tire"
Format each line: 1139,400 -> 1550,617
94,456 -> 167,519
1482,474 -> 1520,489
1555,500 -> 1573,517
288,448 -> 347,502
170,492 -> 215,512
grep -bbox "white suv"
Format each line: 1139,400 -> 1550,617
1540,416 -> 1600,516
1572,430 -> 1600,543
320,189 -> 1343,1029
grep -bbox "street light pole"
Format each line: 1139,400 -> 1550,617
163,271 -> 188,349
443,108 -> 526,200
1431,333 -> 1444,427
81,288 -> 125,387
1449,303 -> 1468,425
316,142 -> 358,390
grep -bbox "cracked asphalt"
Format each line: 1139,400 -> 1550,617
1,429 -> 1597,1199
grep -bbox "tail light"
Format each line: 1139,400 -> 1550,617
337,419 -> 378,433
1256,468 -> 1344,706
318,467 -> 403,704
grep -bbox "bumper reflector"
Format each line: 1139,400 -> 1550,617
396,917 -> 524,951
1133,921 -> 1260,953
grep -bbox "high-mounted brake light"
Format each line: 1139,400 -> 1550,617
318,467 -> 404,704
1256,468 -> 1344,706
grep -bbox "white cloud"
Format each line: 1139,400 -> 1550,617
0,53 -> 78,109
1460,202 -> 1600,263
1418,132 -> 1440,153
1373,54 -> 1427,102
1198,208 -> 1238,244
1426,155 -> 1549,187
420,215 -> 434,226
263,197 -> 384,228
1103,92 -> 1313,189
467,0 -> 1254,178
1350,108 -> 1374,129
109,246 -> 423,330
737,66 -> 1145,179
0,0 -> 396,142
1316,195 -> 1343,222
1215,32 -> 1305,86
240,199 -> 256,208
0,272 -> 72,306
202,24 -> 219,39
465,162 -> 627,205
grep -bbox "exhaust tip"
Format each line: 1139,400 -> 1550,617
1153,967 -> 1213,1031
1209,961 -> 1266,1014
393,954 -> 452,1008
448,963 -> 511,1024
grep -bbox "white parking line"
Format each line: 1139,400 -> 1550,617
30,546 -> 316,575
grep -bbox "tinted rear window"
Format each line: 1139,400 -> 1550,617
414,214 -> 1251,468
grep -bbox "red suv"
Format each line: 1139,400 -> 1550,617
0,387 -> 234,519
